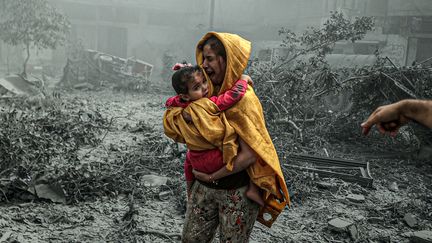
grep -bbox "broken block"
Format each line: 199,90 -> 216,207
404,213 -> 418,228
328,218 -> 353,232
346,194 -> 365,203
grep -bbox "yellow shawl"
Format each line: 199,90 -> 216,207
163,98 -> 239,171
164,32 -> 290,227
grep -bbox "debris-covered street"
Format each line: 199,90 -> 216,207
0,90 -> 431,242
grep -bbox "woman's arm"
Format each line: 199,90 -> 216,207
192,137 -> 256,183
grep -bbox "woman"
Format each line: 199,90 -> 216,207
164,32 -> 290,242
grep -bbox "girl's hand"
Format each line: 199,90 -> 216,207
241,74 -> 254,86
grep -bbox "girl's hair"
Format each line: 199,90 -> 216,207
198,36 -> 226,61
172,65 -> 201,94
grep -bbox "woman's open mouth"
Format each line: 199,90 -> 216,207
205,70 -> 214,79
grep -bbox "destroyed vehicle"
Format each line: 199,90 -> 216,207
60,49 -> 153,91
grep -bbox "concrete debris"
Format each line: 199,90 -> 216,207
0,75 -> 42,97
158,191 -> 172,201
328,218 -> 353,232
141,175 -> 169,187
60,49 -> 153,89
287,153 -> 373,187
74,82 -> 95,90
388,181 -> 399,192
411,230 -> 432,243
404,213 -> 418,228
346,194 -> 365,203
316,181 -> 337,191
402,232 -> 414,238
348,224 -> 359,240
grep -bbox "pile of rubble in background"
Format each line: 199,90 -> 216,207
60,49 -> 153,92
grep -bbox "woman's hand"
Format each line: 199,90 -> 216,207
192,169 -> 214,183
182,110 -> 192,123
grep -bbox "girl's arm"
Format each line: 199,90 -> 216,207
209,76 -> 249,111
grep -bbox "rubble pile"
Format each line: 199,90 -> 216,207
0,94 -> 179,204
60,49 -> 153,92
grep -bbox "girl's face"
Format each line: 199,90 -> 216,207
182,71 -> 209,101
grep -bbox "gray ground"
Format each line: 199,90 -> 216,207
0,90 -> 431,242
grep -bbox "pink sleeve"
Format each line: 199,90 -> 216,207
210,79 -> 248,111
165,95 -> 190,108
184,152 -> 194,181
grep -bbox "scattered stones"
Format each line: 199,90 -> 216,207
348,225 -> 359,240
402,232 -> 414,238
316,181 -> 337,191
316,181 -> 332,189
404,213 -> 418,228
328,218 -> 353,232
346,194 -> 365,203
368,217 -> 383,224
411,230 -> 432,243
34,183 -> 66,204
158,191 -> 172,201
73,82 -> 94,90
141,175 -> 169,187
388,181 -> 399,192
354,214 -> 365,222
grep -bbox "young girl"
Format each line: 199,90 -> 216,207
165,63 -> 264,206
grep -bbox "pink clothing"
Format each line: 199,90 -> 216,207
165,79 -> 248,181
184,149 -> 224,181
165,79 -> 248,111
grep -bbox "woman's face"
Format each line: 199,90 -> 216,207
202,44 -> 226,85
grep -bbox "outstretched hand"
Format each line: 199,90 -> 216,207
361,102 -> 410,136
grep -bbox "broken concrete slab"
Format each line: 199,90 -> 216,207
411,230 -> 432,243
158,190 -> 172,201
0,75 -> 42,96
346,194 -> 365,203
34,183 -> 66,204
402,232 -> 414,238
73,82 -> 94,90
388,181 -> 399,192
404,213 -> 418,228
316,181 -> 338,191
141,175 -> 169,187
328,218 -> 353,232
348,224 -> 359,240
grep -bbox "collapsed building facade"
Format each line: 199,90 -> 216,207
0,0 -> 430,83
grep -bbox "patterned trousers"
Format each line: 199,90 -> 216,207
182,181 -> 259,243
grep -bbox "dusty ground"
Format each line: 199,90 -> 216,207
0,89 -> 431,242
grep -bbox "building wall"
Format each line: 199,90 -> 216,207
46,0 -> 334,82
388,0 -> 432,16
4,0 -> 428,79
323,0 -> 432,65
